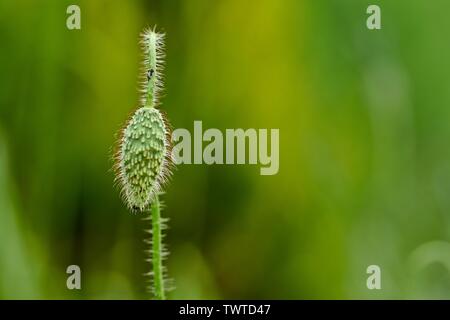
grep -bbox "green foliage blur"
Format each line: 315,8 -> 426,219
1,0 -> 450,299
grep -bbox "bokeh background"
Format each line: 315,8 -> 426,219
1,0 -> 450,299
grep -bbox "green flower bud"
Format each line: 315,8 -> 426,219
117,107 -> 170,211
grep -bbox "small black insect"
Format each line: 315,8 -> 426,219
147,69 -> 155,81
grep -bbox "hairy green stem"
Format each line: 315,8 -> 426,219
145,31 -> 158,108
116,28 -> 171,299
151,196 -> 165,299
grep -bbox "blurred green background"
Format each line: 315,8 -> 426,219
1,0 -> 450,299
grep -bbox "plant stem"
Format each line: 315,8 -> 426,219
151,196 -> 165,299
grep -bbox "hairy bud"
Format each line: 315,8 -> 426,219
118,107 -> 169,211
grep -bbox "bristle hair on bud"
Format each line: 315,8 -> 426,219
117,107 -> 171,211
